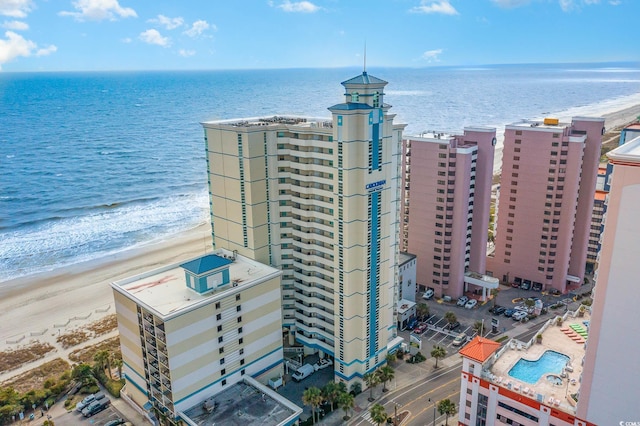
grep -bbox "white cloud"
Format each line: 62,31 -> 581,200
558,0 -> 602,11
0,0 -> 33,18
609,0 -> 621,4
2,20 -> 28,30
490,0 -> 531,7
410,1 -> 459,15
0,30 -> 56,69
183,20 -> 211,38
59,0 -> 137,21
421,49 -> 443,62
121,37 -> 131,43
178,49 -> 195,57
36,44 -> 56,56
139,29 -> 169,47
147,14 -> 183,30
274,1 -> 321,13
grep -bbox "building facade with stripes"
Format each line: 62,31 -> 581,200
201,72 -> 406,385
111,250 -> 284,424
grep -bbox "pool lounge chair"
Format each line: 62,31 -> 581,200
523,387 -> 530,395
548,396 -> 554,405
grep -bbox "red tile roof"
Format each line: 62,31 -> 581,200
458,336 -> 502,363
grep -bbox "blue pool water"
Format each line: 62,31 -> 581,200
508,350 -> 570,384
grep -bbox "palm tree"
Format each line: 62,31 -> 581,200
72,363 -> 94,386
93,350 -> 110,377
336,381 -> 348,395
437,399 -> 457,425
349,382 -> 362,396
416,303 -> 430,321
369,403 -> 388,426
491,288 -> 500,308
444,311 -> 457,326
363,372 -> 380,402
376,365 -> 395,392
302,386 -> 323,425
430,345 -> 447,369
112,357 -> 123,380
338,391 -> 355,421
385,352 -> 397,366
322,381 -> 340,411
473,320 -> 484,336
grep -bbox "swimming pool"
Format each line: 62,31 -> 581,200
508,350 -> 570,384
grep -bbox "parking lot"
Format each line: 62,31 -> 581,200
53,403 -> 126,426
402,281 -> 593,359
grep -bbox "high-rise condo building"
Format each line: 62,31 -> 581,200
401,129 -> 498,300
487,117 -> 604,293
201,72 -> 406,385
111,250 -> 288,424
577,135 -> 640,423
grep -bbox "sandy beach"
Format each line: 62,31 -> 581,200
0,223 -> 212,382
1,100 -> 639,384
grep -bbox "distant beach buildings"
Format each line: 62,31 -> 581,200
486,117 -> 604,294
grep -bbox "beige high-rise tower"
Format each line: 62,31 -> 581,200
202,71 -> 406,385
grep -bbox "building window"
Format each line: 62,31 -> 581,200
215,302 -> 221,309
240,359 -> 245,365
222,379 -> 227,386
236,305 -> 242,312
236,294 -> 241,301
239,337 -> 244,344
217,325 -> 222,332
219,347 -> 224,354
237,316 -> 242,323
352,92 -> 359,102
240,348 -> 244,355
241,369 -> 246,376
216,313 -> 222,321
220,358 -> 225,365
218,336 -> 223,343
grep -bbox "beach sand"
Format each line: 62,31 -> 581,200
1,101 -> 640,383
0,223 -> 212,382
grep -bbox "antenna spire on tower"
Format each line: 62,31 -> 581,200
363,41 -> 367,73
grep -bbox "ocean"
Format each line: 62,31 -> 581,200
1,63 -> 640,283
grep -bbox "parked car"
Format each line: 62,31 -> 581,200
445,321 -> 460,331
503,309 -> 515,318
93,391 -> 106,401
413,323 -> 428,334
464,299 -> 478,310
532,282 -> 543,291
452,332 -> 468,347
456,296 -> 469,307
313,358 -> 333,371
512,311 -> 528,321
82,399 -> 110,417
104,419 -> 125,426
292,364 -> 315,382
422,289 -> 435,300
520,281 -> 531,290
406,318 -> 418,330
491,306 -> 506,315
75,394 -> 96,412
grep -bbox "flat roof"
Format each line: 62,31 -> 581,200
201,115 -> 333,129
180,377 -> 302,426
486,309 -> 590,415
399,251 -> 416,266
112,250 -> 281,320
607,135 -> 640,164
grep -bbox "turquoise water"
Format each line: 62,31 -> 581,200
1,64 -> 640,281
508,350 -> 570,384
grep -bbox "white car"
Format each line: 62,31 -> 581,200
422,289 -> 435,300
464,299 -> 478,310
456,296 -> 469,307
512,311 -> 528,321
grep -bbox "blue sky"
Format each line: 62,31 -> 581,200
0,0 -> 637,71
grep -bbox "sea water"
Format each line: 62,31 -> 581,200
1,63 -> 639,282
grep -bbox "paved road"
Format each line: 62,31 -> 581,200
349,362 -> 462,426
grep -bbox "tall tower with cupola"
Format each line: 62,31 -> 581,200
328,71 -> 405,382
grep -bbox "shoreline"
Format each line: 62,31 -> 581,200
1,101 -> 640,382
0,222 -> 212,373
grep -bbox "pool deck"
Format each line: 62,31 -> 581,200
485,310 -> 590,414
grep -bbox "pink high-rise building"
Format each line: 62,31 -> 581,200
487,117 -> 604,293
401,128 -> 497,300
577,135 -> 640,423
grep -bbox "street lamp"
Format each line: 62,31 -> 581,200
394,402 -> 402,426
428,398 -> 436,426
